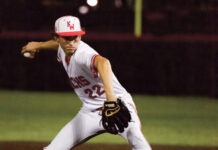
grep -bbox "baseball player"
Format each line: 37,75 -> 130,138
21,15 -> 151,150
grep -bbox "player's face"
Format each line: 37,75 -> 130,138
57,36 -> 81,56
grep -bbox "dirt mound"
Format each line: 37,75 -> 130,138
0,141 -> 217,150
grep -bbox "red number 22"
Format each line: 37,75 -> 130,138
84,85 -> 105,99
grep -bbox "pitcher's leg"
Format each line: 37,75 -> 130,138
124,127 -> 152,150
120,100 -> 152,150
44,110 -> 103,150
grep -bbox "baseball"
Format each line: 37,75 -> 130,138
23,52 -> 31,58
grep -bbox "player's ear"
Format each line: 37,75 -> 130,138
54,36 -> 59,42
54,35 -> 61,43
51,32 -> 59,41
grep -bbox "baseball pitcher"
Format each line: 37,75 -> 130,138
21,15 -> 151,150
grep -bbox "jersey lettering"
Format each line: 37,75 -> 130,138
69,76 -> 91,89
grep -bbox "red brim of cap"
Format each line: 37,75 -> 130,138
57,31 -> 86,36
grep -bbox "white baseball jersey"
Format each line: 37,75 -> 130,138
44,40 -> 151,150
57,41 -> 128,106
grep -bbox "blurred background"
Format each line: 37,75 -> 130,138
0,0 -> 218,97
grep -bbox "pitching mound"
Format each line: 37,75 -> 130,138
0,141 -> 217,150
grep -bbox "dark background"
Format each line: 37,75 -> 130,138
0,0 -> 218,97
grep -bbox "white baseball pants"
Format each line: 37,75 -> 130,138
43,97 -> 151,150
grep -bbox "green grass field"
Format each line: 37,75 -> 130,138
0,90 -> 218,147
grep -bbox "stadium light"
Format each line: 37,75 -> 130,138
79,5 -> 89,15
86,0 -> 98,7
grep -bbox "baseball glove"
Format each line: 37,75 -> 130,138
102,98 -> 131,134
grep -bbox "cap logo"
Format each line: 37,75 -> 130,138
67,21 -> 74,30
